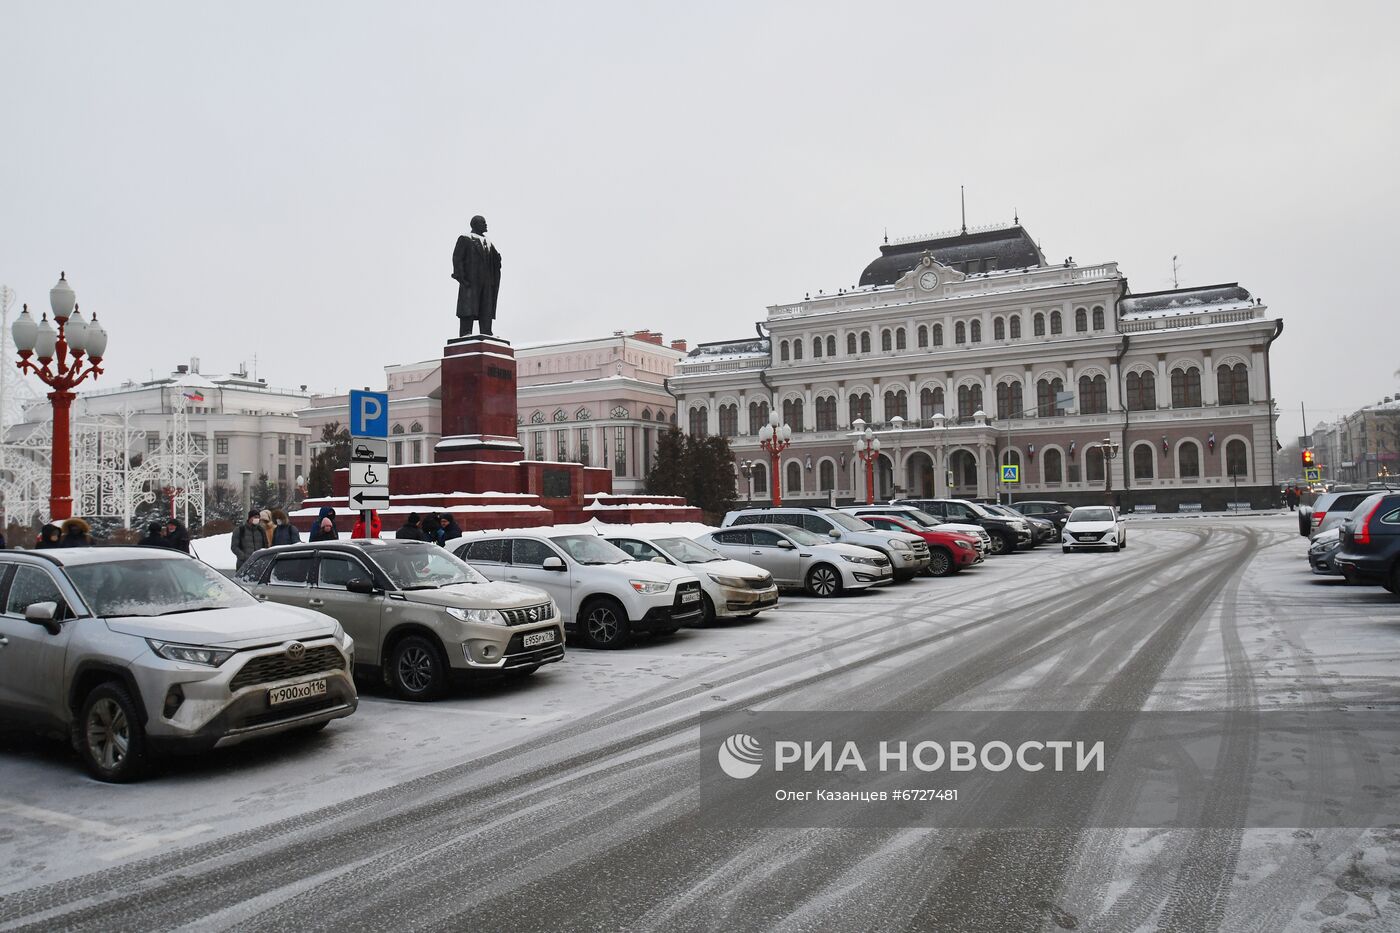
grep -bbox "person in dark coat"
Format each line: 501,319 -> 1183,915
163,519 -> 191,553
58,517 -> 94,547
395,512 -> 427,541
271,508 -> 301,546
36,524 -> 61,549
231,510 -> 265,570
308,506 -> 338,543
432,513 -> 463,548
139,522 -> 165,547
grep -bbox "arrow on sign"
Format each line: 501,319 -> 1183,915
352,491 -> 390,506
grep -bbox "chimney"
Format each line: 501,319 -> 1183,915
176,364 -> 189,375
190,356 -> 200,373
627,330 -> 663,346
670,339 -> 688,352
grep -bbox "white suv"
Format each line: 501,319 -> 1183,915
603,532 -> 779,623
697,524 -> 893,597
456,532 -> 702,648
722,507 -> 930,580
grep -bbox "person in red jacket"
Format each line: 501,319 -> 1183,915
351,510 -> 382,539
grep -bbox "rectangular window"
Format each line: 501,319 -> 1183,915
556,429 -> 568,461
392,441 -> 403,464
579,431 -> 591,466
278,438 -> 288,455
215,437 -> 229,455
147,436 -> 161,452
411,440 -> 423,463
614,427 -> 626,477
278,464 -> 287,480
295,439 -> 304,455
216,463 -> 229,480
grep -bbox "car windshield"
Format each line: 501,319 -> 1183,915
654,537 -> 725,563
372,546 -> 487,590
67,558 -> 257,618
962,501 -> 994,518
900,509 -> 940,527
1069,507 -> 1116,523
776,526 -> 828,546
550,535 -> 632,565
827,512 -> 873,531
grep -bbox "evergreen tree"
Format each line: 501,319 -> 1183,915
251,472 -> 280,511
688,434 -> 737,519
307,421 -> 351,498
645,428 -> 691,499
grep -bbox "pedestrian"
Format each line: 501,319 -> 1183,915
308,506 -> 339,543
36,523 -> 61,549
259,509 -> 276,548
231,509 -> 265,570
394,512 -> 427,541
139,521 -> 165,548
271,508 -> 301,546
58,517 -> 94,547
163,518 -> 191,553
1285,486 -> 1297,511
432,513 -> 462,548
351,509 -> 382,540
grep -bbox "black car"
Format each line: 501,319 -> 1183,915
1335,492 -> 1400,593
1308,529 -> 1343,576
983,503 -> 1054,546
894,498 -> 1032,555
1009,500 -> 1073,533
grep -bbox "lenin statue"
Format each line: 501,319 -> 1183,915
452,215 -> 501,337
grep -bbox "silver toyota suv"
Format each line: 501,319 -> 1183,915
722,507 -> 931,581
0,547 -> 356,782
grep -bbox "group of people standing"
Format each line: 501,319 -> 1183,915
229,507 -> 467,570
33,517 -> 98,549
392,511 -> 462,547
138,518 -> 192,552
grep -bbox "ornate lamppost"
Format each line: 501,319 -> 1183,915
854,426 -> 883,505
11,273 -> 109,521
738,459 -> 755,505
757,411 -> 792,506
1100,435 -> 1121,507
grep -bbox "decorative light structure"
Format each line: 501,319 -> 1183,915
854,423 -> 883,505
757,411 -> 792,506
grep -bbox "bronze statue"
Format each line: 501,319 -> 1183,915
452,215 -> 501,337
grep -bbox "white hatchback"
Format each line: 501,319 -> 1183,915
1061,506 -> 1128,552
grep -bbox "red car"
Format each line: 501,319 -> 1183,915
859,514 -> 981,576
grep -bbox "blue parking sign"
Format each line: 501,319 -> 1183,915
349,390 -> 389,438
1001,465 -> 1020,483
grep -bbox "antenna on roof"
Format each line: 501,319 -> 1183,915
960,186 -> 967,235
1014,207 -> 1019,225
1172,255 -> 1181,289
883,227 -> 888,245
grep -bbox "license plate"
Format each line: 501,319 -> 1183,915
681,590 -> 700,603
522,629 -> 556,648
268,679 -> 327,706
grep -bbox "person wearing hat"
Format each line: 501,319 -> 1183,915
394,512 -> 428,541
231,510 -> 265,570
139,521 -> 166,548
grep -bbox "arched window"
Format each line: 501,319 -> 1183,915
1050,310 -> 1063,335
1086,446 -> 1105,483
1178,441 -> 1201,478
718,404 -> 738,437
957,385 -> 983,420
779,341 -> 790,362
812,337 -> 823,359
993,318 -> 1005,341
1092,306 -> 1105,330
970,320 -> 982,343
1009,315 -> 1022,339
848,392 -> 872,424
920,386 -> 945,420
751,462 -> 768,494
1036,378 -> 1065,416
1217,363 -> 1250,405
995,381 -> 1023,419
955,322 -> 967,345
881,329 -> 893,352
826,335 -> 836,357
932,324 -> 944,347
884,390 -> 908,420
1133,444 -> 1155,480
846,333 -> 857,355
1226,439 -> 1249,478
688,406 -> 707,436
641,408 -> 652,421
782,398 -> 804,432
786,461 -> 802,494
748,400 -> 769,434
1075,307 -> 1088,333
1033,313 -> 1046,337
1171,366 -> 1202,408
793,340 -> 803,361
1043,448 -> 1063,483
815,396 -> 838,431
819,459 -> 835,492
895,327 -> 907,350
392,423 -> 405,435
1078,374 -> 1108,415
1126,371 -> 1157,411
860,332 -> 871,354
917,325 -> 928,348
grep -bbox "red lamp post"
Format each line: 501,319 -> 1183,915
757,411 -> 792,506
12,273 -> 109,522
854,424 -> 882,505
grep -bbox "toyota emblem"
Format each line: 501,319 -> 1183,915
285,641 -> 306,661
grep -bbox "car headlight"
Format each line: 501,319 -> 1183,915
954,540 -> 973,551
331,620 -> 346,642
708,573 -> 745,587
889,539 -> 912,551
629,580 -> 669,595
147,640 -> 235,667
445,606 -> 506,625
842,555 -> 881,565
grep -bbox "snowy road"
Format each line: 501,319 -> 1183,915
3,513 -> 1400,932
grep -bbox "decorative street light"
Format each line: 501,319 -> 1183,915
1100,435 -> 1121,506
757,411 -> 792,506
738,459 -> 755,506
12,273 -> 110,521
854,426 -> 883,505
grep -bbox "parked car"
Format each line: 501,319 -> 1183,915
0,547 -> 357,782
603,532 -> 778,623
456,532 -> 702,648
1308,528 -> 1343,576
1061,506 -> 1127,552
239,540 -> 563,700
1336,492 -> 1400,593
1007,500 -> 1073,534
696,524 -> 892,597
839,505 -> 993,554
1308,490 -> 1393,541
982,503 -> 1055,546
722,507 -> 930,580
844,513 -> 981,576
894,498 -> 1033,555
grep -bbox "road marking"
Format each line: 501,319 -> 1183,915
0,800 -> 213,860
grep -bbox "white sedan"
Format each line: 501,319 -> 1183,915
604,533 -> 779,623
1061,506 -> 1127,553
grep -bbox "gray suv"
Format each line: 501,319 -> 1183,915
722,507 -> 930,580
0,548 -> 357,782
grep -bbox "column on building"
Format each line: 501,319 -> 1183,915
1251,347 -> 1266,404
1023,367 -> 1035,416
738,392 -> 749,435
706,395 -> 719,435
982,372 -> 993,412
1155,357 -> 1171,409
803,387 -> 813,430
1064,364 -> 1076,411
933,446 -> 949,498
872,381 -> 884,423
836,385 -> 848,428
976,441 -> 990,498
1202,352 -> 1217,406
1107,360 -> 1122,412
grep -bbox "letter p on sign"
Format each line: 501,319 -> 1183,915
350,390 -> 390,438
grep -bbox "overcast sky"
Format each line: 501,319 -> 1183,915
2,1 -> 1396,442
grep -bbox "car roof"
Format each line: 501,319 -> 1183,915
15,546 -> 192,567
258,539 -> 438,555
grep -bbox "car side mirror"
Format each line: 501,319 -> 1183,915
828,529 -> 841,538
542,556 -> 566,572
651,556 -> 669,564
346,578 -> 377,595
26,601 -> 61,635
777,540 -> 796,550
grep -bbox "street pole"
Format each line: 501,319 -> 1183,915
758,412 -> 792,507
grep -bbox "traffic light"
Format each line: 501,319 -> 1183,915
1302,448 -> 1315,467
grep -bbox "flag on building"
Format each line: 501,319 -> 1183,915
183,390 -> 205,403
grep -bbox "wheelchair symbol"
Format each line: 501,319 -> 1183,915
363,467 -> 379,485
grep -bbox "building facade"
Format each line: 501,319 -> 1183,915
1310,396 -> 1400,485
670,224 -> 1283,511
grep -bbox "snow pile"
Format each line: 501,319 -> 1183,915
457,517 -> 716,542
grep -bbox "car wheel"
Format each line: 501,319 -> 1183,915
806,564 -> 842,598
579,598 -> 631,649
926,548 -> 954,577
389,634 -> 447,701
1390,563 -> 1400,597
700,592 -> 717,625
987,533 -> 1009,556
77,681 -> 148,783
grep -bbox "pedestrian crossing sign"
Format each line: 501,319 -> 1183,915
1304,467 -> 1321,482
1001,465 -> 1020,483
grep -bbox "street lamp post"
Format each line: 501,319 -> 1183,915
739,459 -> 755,505
757,412 -> 792,506
854,425 -> 882,505
1100,435 -> 1121,507
11,273 -> 110,521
